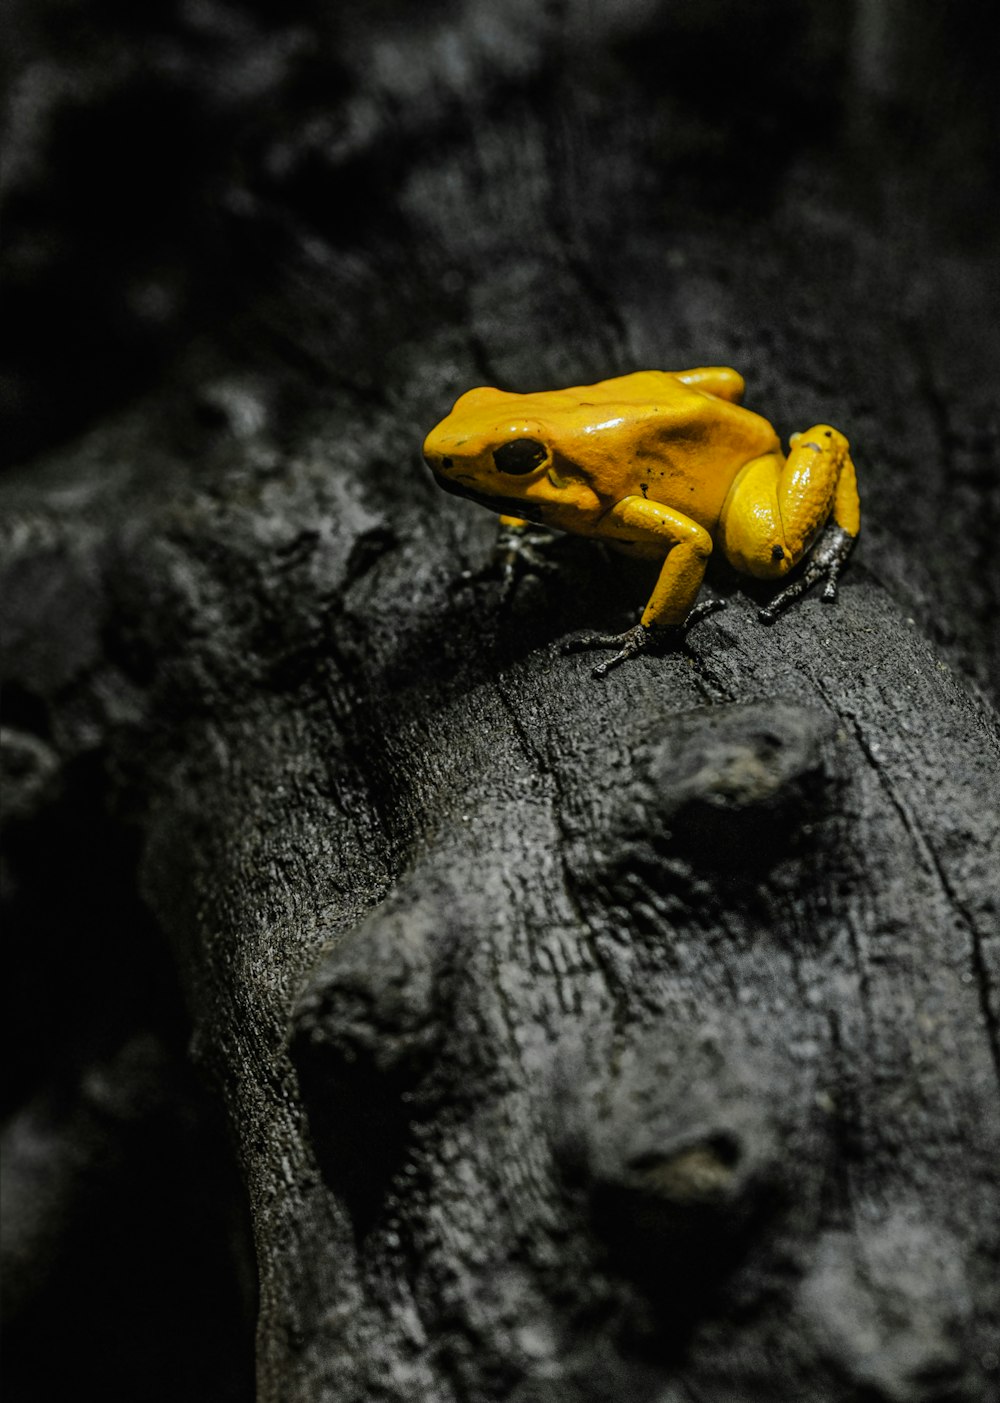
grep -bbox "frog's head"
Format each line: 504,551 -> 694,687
424,387 -> 553,514
423,386 -> 597,526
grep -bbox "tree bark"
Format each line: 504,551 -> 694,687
2,2 -> 999,1401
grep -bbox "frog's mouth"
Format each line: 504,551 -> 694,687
429,466 -> 551,526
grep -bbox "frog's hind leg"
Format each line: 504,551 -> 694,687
719,426 -> 860,621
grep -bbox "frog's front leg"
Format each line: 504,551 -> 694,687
493,514 -> 562,605
719,426 -> 859,621
565,496 -> 722,676
458,514 -> 560,604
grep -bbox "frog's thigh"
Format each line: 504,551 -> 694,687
720,429 -> 858,579
718,454 -> 785,578
603,495 -> 713,629
498,514 -> 532,529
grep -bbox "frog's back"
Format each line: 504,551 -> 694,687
538,370 -> 717,420
542,369 -> 780,529
551,368 -> 738,404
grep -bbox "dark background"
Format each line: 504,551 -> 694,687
2,2 -> 997,1399
4,0 -> 998,474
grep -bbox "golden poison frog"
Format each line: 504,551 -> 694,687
424,368 -> 859,675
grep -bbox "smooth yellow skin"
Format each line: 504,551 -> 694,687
424,368 -> 860,631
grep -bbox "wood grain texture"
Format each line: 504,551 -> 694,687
2,1 -> 999,1399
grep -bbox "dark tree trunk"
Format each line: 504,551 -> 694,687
3,3 -> 999,1401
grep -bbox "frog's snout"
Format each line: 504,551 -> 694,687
424,442 -> 468,499
422,418 -> 457,472
424,448 -> 464,502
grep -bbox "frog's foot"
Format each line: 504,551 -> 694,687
758,523 -> 857,624
565,598 -> 726,677
495,522 -> 561,606
564,623 -> 659,676
457,523 -> 561,605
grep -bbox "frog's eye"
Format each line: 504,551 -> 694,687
492,438 -> 547,475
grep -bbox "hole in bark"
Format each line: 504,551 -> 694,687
293,1044 -> 418,1242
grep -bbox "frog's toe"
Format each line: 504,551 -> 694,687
564,623 -> 671,677
759,524 -> 856,623
565,603 -> 725,676
684,597 -> 727,629
592,626 -> 653,677
493,524 -> 561,606
758,580 -> 807,623
562,628 -> 630,656
497,547 -> 558,605
759,569 -> 820,622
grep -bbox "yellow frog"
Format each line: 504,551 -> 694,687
424,368 -> 860,674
